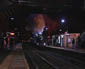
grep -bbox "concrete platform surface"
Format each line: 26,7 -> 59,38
46,46 -> 85,53
0,44 -> 29,69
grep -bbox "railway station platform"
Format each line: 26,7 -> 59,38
46,45 -> 85,54
0,43 -> 29,69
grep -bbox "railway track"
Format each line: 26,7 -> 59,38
22,44 -> 85,69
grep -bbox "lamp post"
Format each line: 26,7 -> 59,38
60,18 -> 69,47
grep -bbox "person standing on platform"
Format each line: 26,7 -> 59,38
5,37 -> 8,48
72,38 -> 75,49
77,36 -> 81,49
